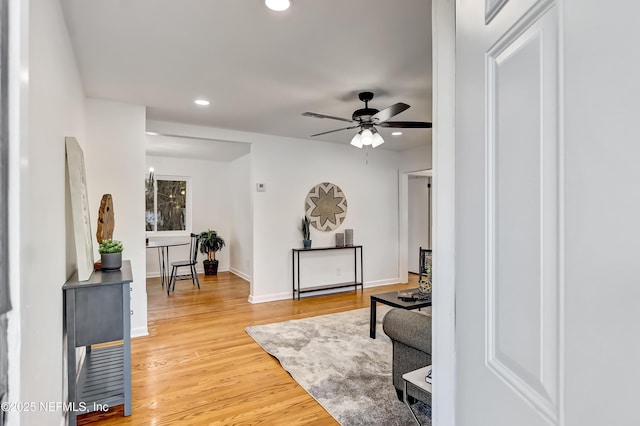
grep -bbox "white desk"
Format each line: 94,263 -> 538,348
146,240 -> 189,289
402,365 -> 432,425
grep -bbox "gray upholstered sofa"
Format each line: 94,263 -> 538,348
382,308 -> 432,405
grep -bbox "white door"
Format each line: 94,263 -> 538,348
451,0 -> 640,424
455,0 -> 562,424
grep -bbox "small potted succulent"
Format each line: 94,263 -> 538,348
99,239 -> 123,271
301,216 -> 311,249
199,230 -> 225,275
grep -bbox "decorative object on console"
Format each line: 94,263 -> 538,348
96,194 -> 114,244
199,230 -> 225,275
305,182 -> 347,231
99,239 -> 123,271
335,233 -> 344,247
301,216 -> 312,248
345,228 -> 353,246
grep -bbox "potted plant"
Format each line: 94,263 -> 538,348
302,216 -> 312,248
99,239 -> 123,271
199,230 -> 225,275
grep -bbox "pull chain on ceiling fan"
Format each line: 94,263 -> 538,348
302,91 -> 432,148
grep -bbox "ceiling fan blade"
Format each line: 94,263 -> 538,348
310,125 -> 359,137
378,121 -> 432,128
302,112 -> 354,123
371,102 -> 410,122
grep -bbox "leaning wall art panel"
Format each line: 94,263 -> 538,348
305,182 -> 348,231
66,137 -> 95,281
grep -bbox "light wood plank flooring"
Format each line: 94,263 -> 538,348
78,272 -> 417,425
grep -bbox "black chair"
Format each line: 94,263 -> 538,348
418,247 -> 432,284
168,233 -> 201,294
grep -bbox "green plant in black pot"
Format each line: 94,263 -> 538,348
302,216 -> 312,249
199,230 -> 225,275
99,239 -> 123,271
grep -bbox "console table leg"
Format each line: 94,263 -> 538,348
292,249 -> 295,299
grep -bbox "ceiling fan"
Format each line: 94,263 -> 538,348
302,91 -> 432,148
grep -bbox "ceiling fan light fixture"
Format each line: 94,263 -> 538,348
350,132 -> 363,148
371,132 -> 385,148
265,0 -> 291,11
360,129 -> 373,146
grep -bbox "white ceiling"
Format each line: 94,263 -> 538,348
145,134 -> 251,162
60,0 -> 433,154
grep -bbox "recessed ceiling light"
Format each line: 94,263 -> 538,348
145,132 -> 158,136
392,131 -> 403,136
194,99 -> 210,106
265,0 -> 291,11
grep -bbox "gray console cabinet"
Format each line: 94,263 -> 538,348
63,260 -> 133,426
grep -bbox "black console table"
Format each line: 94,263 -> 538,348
292,245 -> 363,300
63,261 -> 133,426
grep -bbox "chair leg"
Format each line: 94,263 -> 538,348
190,265 -> 196,286
193,265 -> 200,289
168,266 -> 177,295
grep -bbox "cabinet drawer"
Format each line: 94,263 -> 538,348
74,285 -> 124,346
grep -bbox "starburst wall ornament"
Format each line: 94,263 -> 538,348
305,182 -> 348,231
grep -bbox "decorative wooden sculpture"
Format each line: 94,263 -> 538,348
96,194 -> 115,243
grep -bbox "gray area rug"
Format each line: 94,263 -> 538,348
245,306 -> 432,426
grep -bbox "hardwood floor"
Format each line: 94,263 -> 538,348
78,272 -> 418,425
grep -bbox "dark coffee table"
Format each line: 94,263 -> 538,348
370,288 -> 432,338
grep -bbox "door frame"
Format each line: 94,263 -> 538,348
431,0 -> 456,424
399,169 -> 432,280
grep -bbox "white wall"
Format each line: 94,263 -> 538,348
147,120 -> 408,303
10,3 -> 150,424
399,142 -> 432,173
398,143 -> 432,283
408,176 -> 430,273
85,99 -> 147,337
144,154 -> 231,276
10,0 -> 87,423
228,153 -> 252,281
251,138 -> 401,302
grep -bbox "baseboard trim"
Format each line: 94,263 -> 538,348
131,326 -> 149,338
364,278 -> 402,288
229,267 -> 250,282
248,278 -> 401,304
146,265 -> 230,278
248,292 -> 291,304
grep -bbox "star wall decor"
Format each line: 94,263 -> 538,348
305,182 -> 348,231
